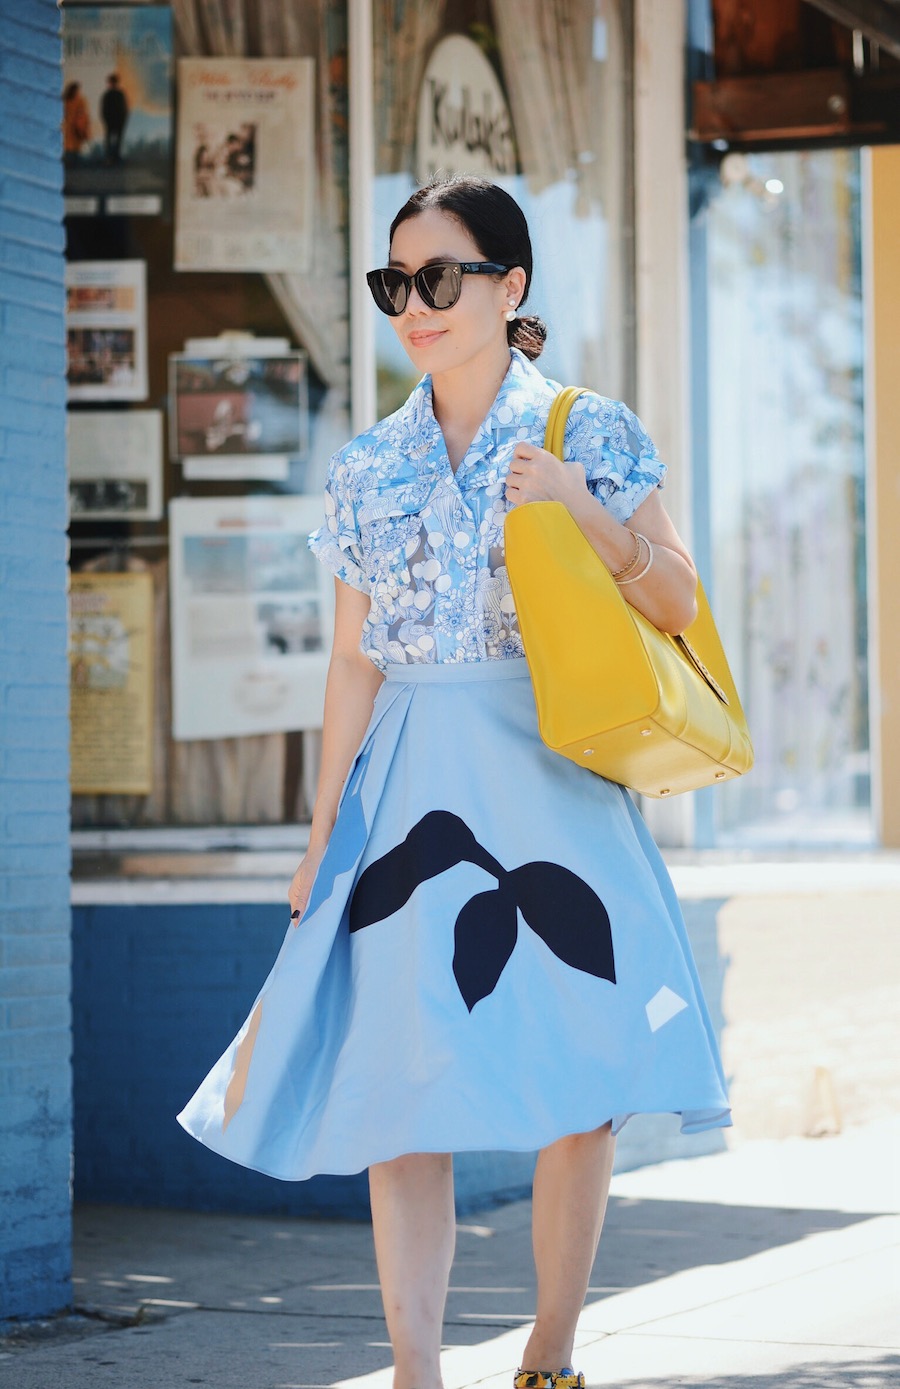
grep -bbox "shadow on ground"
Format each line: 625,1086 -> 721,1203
1,1195 -> 886,1389
615,1355 -> 900,1389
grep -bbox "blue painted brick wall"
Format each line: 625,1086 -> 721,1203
71,898 -> 728,1219
71,903 -> 537,1219
0,1 -> 72,1322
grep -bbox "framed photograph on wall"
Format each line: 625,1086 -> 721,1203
169,496 -> 331,741
174,58 -> 315,272
68,410 -> 164,521
169,349 -> 308,482
66,260 -> 148,401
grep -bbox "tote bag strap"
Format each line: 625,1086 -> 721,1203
544,387 -> 588,456
541,385 -> 751,730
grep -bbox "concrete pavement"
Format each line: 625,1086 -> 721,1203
5,860 -> 900,1384
1,1116 -> 897,1388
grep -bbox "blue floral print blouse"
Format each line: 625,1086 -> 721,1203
308,348 -> 667,669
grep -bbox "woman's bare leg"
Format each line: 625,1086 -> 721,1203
519,1124 -> 616,1373
369,1152 -> 455,1389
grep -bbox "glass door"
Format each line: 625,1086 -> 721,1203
702,149 -> 871,847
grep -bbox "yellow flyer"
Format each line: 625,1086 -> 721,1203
70,571 -> 154,796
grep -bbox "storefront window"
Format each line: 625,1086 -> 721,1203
64,0 -> 635,840
63,0 -> 350,830
704,149 -> 871,847
372,0 -> 635,417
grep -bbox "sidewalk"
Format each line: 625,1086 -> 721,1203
2,1117 -> 897,1388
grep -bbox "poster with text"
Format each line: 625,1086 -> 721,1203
70,571 -> 155,795
68,410 -> 163,520
62,5 -> 172,214
169,496 -> 331,740
66,260 -> 148,401
175,58 -> 315,272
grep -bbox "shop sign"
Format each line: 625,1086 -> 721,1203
416,35 -> 517,182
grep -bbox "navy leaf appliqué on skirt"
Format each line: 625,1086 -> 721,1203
349,809 -> 616,1011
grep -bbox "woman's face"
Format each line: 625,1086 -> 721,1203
386,208 -> 524,378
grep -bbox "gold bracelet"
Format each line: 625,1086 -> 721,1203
616,537 -> 654,585
610,528 -> 642,580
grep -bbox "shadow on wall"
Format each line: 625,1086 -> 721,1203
70,897 -> 731,1216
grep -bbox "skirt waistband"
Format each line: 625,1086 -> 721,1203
383,658 -> 530,684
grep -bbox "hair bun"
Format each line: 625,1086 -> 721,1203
508,313 -> 548,361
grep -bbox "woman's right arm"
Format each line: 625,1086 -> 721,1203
288,578 -> 383,923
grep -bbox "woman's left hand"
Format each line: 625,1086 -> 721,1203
505,443 -> 588,509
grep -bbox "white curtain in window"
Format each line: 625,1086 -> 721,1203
172,0 -> 346,389
170,1 -> 348,825
373,0 -> 446,174
492,0 -> 615,213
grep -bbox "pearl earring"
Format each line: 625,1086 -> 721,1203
504,298 -> 518,323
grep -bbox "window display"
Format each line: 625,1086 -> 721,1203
63,0 -> 637,835
169,344 -> 309,482
65,260 -> 148,401
70,571 -> 155,796
174,58 -> 316,272
168,497 -> 332,741
68,410 -> 164,520
62,4 -> 173,217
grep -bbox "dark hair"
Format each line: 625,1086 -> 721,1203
388,175 -> 547,361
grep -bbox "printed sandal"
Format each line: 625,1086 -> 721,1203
514,1370 -> 586,1389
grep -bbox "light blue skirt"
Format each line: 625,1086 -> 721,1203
177,660 -> 730,1180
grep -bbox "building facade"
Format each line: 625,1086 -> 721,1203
1,0 -> 898,1322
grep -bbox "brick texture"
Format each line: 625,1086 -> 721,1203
71,903 -> 540,1219
0,3 -> 72,1323
70,900 -> 728,1219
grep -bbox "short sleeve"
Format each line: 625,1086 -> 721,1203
564,394 -> 668,524
307,450 -> 370,594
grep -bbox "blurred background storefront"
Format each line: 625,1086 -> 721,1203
57,0 -> 900,856
2,0 -> 899,1321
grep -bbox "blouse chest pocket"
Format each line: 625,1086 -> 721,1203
356,478 -> 437,589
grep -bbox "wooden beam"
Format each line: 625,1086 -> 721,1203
803,0 -> 900,61
692,68 -> 853,141
691,66 -> 900,143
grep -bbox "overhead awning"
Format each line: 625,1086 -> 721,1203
804,0 -> 900,61
691,0 -> 900,148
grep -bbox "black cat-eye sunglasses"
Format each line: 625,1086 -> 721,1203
365,260 -> 512,317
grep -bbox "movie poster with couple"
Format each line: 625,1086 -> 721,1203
175,58 -> 316,273
62,5 -> 173,215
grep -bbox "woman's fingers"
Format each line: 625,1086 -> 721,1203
288,864 -> 312,924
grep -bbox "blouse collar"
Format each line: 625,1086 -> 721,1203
398,348 -> 558,483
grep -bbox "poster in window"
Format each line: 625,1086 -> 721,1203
169,497 -> 331,740
174,58 -> 315,272
62,5 -> 173,216
70,571 -> 155,796
68,410 -> 164,521
66,260 -> 149,402
169,349 -> 309,482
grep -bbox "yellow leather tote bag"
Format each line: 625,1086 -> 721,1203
505,388 -> 754,798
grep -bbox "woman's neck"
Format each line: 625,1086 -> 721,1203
431,340 -> 513,473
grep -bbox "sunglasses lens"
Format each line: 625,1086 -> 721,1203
367,269 -> 407,317
420,263 -> 460,310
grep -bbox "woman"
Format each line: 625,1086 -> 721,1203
63,81 -> 91,163
178,176 -> 730,1389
